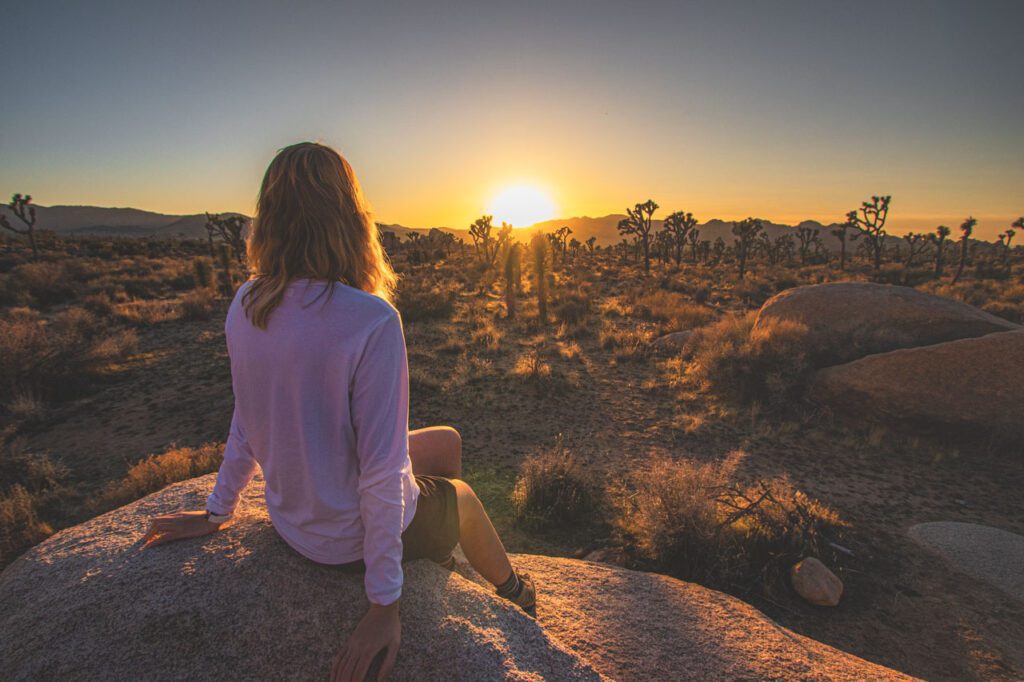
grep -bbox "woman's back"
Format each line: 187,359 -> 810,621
210,278 -> 418,597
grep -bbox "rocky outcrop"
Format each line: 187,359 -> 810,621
909,522 -> 1024,603
755,282 -> 1019,365
0,474 -> 915,681
813,330 -> 1024,439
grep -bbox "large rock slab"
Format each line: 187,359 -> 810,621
909,522 -> 1024,603
813,330 -> 1024,439
755,282 -> 1019,365
0,473 -> 914,681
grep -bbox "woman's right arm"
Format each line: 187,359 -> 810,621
142,406 -> 258,547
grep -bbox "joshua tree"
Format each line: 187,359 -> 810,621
552,226 -> 572,263
732,217 -> 764,278
847,195 -> 891,270
663,210 -> 696,264
795,226 -> 819,265
205,213 -> 250,272
929,225 -> 951,276
504,243 -> 521,319
469,215 -> 497,266
902,232 -> 930,268
830,217 -> 857,271
951,216 -> 976,285
0,193 -> 39,259
998,227 -> 1016,269
617,199 -> 658,273
662,211 -> 698,266
686,227 -> 702,262
568,237 -> 581,259
530,232 -> 548,323
711,237 -> 726,265
585,236 -> 597,253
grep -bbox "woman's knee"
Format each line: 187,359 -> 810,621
434,426 -> 462,457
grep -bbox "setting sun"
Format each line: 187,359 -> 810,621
486,184 -> 556,228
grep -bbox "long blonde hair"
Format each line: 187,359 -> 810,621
242,142 -> 397,328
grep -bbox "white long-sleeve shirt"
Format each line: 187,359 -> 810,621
206,278 -> 419,605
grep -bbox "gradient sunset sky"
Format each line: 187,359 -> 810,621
2,0 -> 1021,238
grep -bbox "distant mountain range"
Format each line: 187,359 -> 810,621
5,204 -> 853,248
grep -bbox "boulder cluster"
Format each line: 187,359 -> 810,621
755,282 -> 1023,439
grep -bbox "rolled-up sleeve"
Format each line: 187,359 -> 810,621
350,311 -> 411,606
206,406 -> 260,515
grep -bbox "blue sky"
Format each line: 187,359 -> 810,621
1,0 -> 1021,237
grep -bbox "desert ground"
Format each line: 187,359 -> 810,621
2,226 -> 1023,681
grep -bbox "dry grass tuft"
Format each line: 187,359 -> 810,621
685,312 -> 811,408
89,443 -> 224,512
511,444 -> 596,527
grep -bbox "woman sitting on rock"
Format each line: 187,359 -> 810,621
141,142 -> 535,681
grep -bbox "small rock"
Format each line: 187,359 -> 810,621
649,330 -> 694,352
791,557 -> 843,607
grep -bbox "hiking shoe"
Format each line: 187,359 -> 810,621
506,572 -> 536,617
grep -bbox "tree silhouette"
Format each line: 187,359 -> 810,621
204,213 -> 249,273
929,225 -> 951,276
846,195 -> 891,270
0,194 -> 39,259
662,211 -> 698,266
951,216 -> 976,285
830,216 -> 857,272
998,226 -> 1016,270
686,228 -> 702,262
617,200 -> 658,273
469,215 -> 497,266
585,236 -> 597,253
901,232 -> 930,269
731,217 -> 763,278
795,226 -> 819,265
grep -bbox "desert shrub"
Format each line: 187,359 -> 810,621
612,454 -> 844,595
0,486 -> 53,565
180,288 -> 217,321
509,345 -> 578,393
0,446 -> 70,565
599,322 -> 653,360
397,284 -> 456,322
8,261 -> 79,306
552,289 -> 591,326
630,289 -> 714,331
0,307 -> 137,409
686,312 -> 811,408
511,445 -> 596,527
192,257 -> 214,289
981,300 -> 1022,324
89,443 -> 224,512
732,275 -> 775,307
81,292 -> 117,318
467,310 -> 503,350
115,298 -> 180,325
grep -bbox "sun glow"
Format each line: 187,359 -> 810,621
486,184 -> 557,228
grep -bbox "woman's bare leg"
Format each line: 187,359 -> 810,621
450,478 -> 513,586
408,426 -> 462,478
